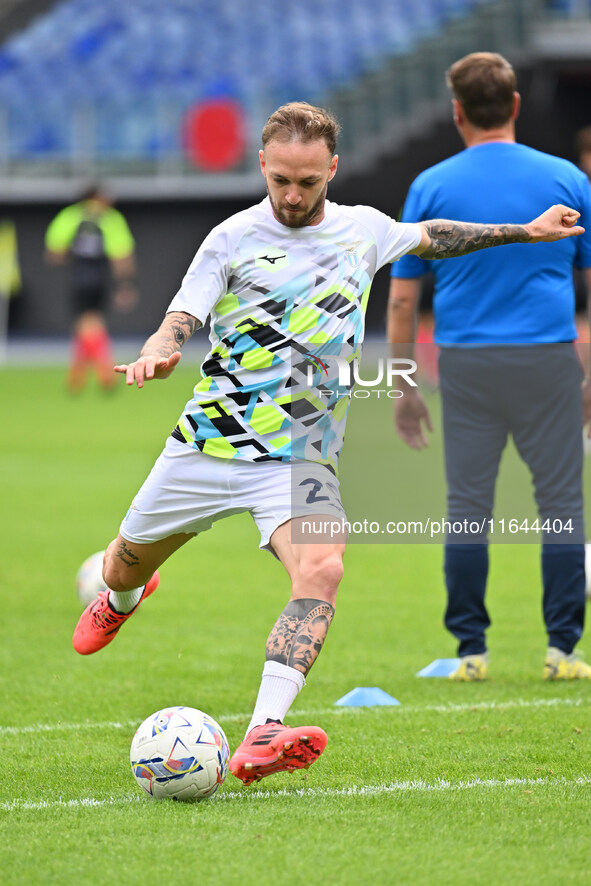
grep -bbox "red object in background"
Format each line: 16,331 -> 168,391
183,99 -> 246,171
415,314 -> 439,389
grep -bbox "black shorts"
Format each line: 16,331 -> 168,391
71,283 -> 110,316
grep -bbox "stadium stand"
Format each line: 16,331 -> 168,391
0,0 -> 545,196
2,0 -> 589,340
0,0 -> 58,43
545,1 -> 591,13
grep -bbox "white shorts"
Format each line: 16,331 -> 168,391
120,437 -> 346,555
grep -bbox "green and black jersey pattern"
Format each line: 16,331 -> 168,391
168,198 -> 420,472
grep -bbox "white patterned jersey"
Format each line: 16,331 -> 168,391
168,197 -> 420,472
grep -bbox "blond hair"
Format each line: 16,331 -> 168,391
262,101 -> 340,155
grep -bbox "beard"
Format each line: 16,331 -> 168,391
267,183 -> 328,228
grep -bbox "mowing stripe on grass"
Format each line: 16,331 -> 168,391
0,695 -> 589,737
3,774 -> 591,812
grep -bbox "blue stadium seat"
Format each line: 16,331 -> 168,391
0,0 -> 499,164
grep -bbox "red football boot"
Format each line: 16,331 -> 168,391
229,720 -> 327,784
73,572 -> 160,655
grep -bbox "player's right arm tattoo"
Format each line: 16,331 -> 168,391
266,598 -> 335,675
419,220 -> 531,259
139,311 -> 202,359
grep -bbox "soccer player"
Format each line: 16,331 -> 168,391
389,53 -> 591,681
45,184 -> 138,392
73,101 -> 584,783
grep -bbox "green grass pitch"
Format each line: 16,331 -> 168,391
1,363 -> 590,885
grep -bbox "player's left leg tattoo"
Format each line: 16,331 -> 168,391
266,598 -> 335,675
115,540 -> 140,568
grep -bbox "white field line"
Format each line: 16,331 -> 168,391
3,774 -> 591,813
219,774 -> 591,802
0,695 -> 589,738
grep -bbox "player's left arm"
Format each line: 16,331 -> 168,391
45,248 -> 68,266
410,204 -> 584,259
105,210 -> 139,312
111,254 -> 139,313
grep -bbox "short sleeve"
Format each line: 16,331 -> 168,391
167,224 -> 232,324
45,205 -> 81,253
350,205 -> 421,268
391,182 -> 431,279
101,210 -> 135,260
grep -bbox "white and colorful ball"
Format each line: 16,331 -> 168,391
130,706 -> 229,801
75,550 -> 107,607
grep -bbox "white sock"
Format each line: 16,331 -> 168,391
108,586 -> 144,614
245,661 -> 306,736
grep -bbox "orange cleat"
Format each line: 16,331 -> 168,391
229,720 -> 327,785
72,571 -> 160,655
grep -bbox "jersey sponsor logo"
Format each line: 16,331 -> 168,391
255,248 -> 289,272
259,253 -> 286,265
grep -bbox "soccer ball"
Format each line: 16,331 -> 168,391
130,706 -> 230,801
76,551 -> 107,607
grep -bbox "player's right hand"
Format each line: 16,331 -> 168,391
114,351 -> 182,388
